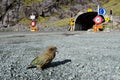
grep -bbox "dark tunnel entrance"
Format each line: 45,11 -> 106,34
75,12 -> 105,31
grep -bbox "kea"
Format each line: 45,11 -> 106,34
27,46 -> 57,70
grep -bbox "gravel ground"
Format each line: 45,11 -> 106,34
0,31 -> 120,80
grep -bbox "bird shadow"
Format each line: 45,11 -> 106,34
43,59 -> 72,69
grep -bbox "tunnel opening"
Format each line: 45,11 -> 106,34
75,12 -> 105,31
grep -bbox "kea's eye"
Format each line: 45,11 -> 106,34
50,48 -> 54,51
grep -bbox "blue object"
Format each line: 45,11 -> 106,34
98,8 -> 107,16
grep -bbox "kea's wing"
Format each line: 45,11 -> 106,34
30,54 -> 50,66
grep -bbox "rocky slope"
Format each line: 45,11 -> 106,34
0,0 -> 110,28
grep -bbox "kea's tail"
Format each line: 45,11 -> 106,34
26,65 -> 37,69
